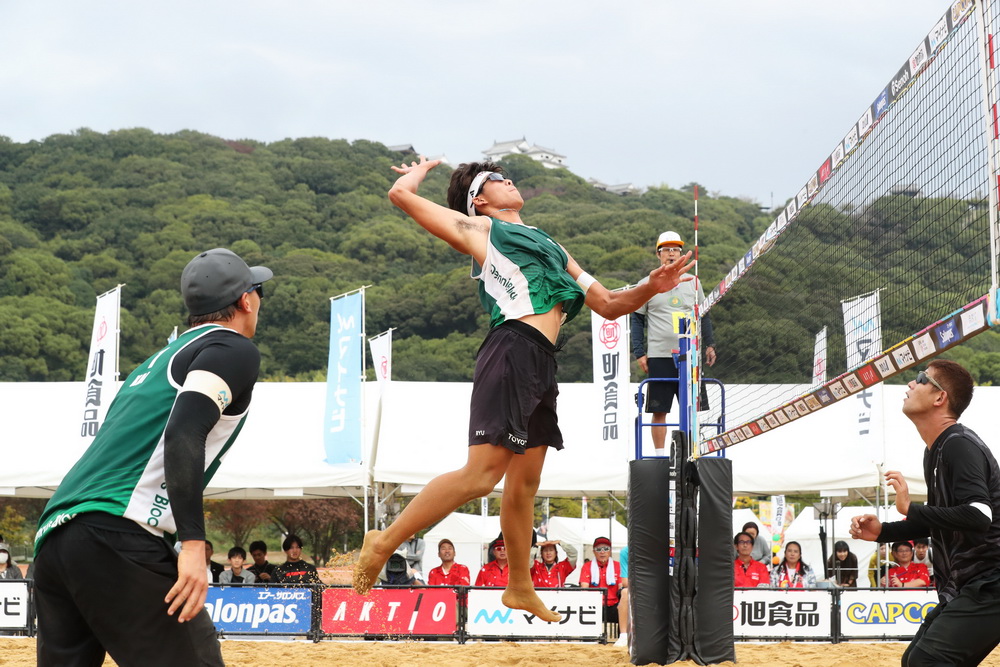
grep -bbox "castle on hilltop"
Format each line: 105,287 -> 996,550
482,138 -> 567,169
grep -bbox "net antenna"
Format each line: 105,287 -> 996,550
698,0 -> 1000,455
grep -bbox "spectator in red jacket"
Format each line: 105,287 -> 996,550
579,537 -> 621,623
885,541 -> 930,588
733,532 -> 769,587
427,539 -> 470,586
476,536 -> 509,587
530,539 -> 578,588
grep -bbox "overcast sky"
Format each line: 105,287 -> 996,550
1,1 -> 957,206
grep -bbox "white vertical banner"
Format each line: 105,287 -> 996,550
591,310 -> 629,449
368,329 -> 393,394
769,495 -> 787,564
842,291 -> 883,458
79,285 -> 122,443
812,326 -> 828,385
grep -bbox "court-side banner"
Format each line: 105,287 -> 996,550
467,588 -> 604,639
0,581 -> 29,630
733,589 -> 832,639
321,587 -> 458,636
325,290 -> 364,464
591,311 -> 629,448
839,589 -> 938,639
204,586 -> 312,634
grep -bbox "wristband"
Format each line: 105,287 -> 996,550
576,271 -> 597,292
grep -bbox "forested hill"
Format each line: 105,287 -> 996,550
0,128 -> 773,383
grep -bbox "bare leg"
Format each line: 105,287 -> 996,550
499,446 -> 561,623
354,444 -> 513,594
651,412 -> 667,452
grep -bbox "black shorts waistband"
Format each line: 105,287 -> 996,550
493,319 -> 556,356
74,512 -> 155,536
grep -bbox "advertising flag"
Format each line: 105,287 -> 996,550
842,291 -> 883,459
79,285 -> 122,442
368,329 -> 392,394
591,310 -> 629,448
325,291 -> 365,464
813,326 -> 827,385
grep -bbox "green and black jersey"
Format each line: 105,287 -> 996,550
471,218 -> 585,328
35,324 -> 260,553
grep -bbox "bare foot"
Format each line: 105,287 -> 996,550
352,530 -> 390,595
501,585 -> 562,623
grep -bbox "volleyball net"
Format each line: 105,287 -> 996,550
697,0 -> 1000,455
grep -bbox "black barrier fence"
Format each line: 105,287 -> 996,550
1,579 -> 939,643
1,580 -> 609,643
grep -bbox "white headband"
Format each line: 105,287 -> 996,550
466,171 -> 499,217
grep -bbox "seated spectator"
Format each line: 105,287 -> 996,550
770,541 -> 816,588
400,533 -> 426,584
868,542 -> 896,587
476,535 -> 509,587
247,540 -> 278,584
579,537 -> 621,624
912,537 -> 934,582
205,540 -> 224,584
826,540 -> 858,587
273,534 -> 321,585
530,538 -> 578,588
379,550 -> 419,587
0,542 -> 22,580
740,521 -> 772,570
219,546 -> 256,585
734,532 -> 769,587
427,539 -> 470,586
884,541 -> 930,588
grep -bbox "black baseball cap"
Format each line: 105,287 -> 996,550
181,248 -> 273,316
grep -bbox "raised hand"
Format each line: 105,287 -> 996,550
390,155 -> 442,176
885,470 -> 911,515
647,251 -> 696,293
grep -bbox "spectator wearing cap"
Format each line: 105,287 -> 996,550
579,537 -> 622,623
427,539 -> 471,586
0,542 -> 22,580
31,247 -> 272,666
631,231 -> 716,456
476,535 -> 510,587
530,538 -> 578,588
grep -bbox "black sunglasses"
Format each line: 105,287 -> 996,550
245,283 -> 264,300
476,172 -> 506,196
915,370 -> 943,392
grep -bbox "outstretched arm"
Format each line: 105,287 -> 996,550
566,251 -> 696,320
388,156 -> 487,258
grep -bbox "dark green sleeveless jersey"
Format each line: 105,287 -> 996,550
35,324 -> 252,552
471,218 -> 585,328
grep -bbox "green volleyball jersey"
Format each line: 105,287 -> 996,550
472,218 -> 585,328
35,324 -> 251,552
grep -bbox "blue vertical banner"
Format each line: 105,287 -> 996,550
325,290 -> 364,464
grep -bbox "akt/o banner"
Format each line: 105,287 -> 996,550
321,587 -> 457,636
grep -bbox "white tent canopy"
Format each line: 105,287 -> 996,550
4,380 -> 1000,500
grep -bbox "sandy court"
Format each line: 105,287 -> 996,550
5,638 -> 1000,667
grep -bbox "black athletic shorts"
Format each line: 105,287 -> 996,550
642,357 -> 710,414
901,570 -> 1000,666
468,319 -> 563,454
34,513 -> 224,667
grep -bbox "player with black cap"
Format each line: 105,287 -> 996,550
33,248 -> 272,666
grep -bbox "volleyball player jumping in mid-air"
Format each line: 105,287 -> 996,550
353,156 -> 694,622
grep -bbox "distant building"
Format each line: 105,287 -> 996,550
588,178 -> 641,196
482,138 -> 568,169
891,184 -> 922,197
387,144 -> 417,155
